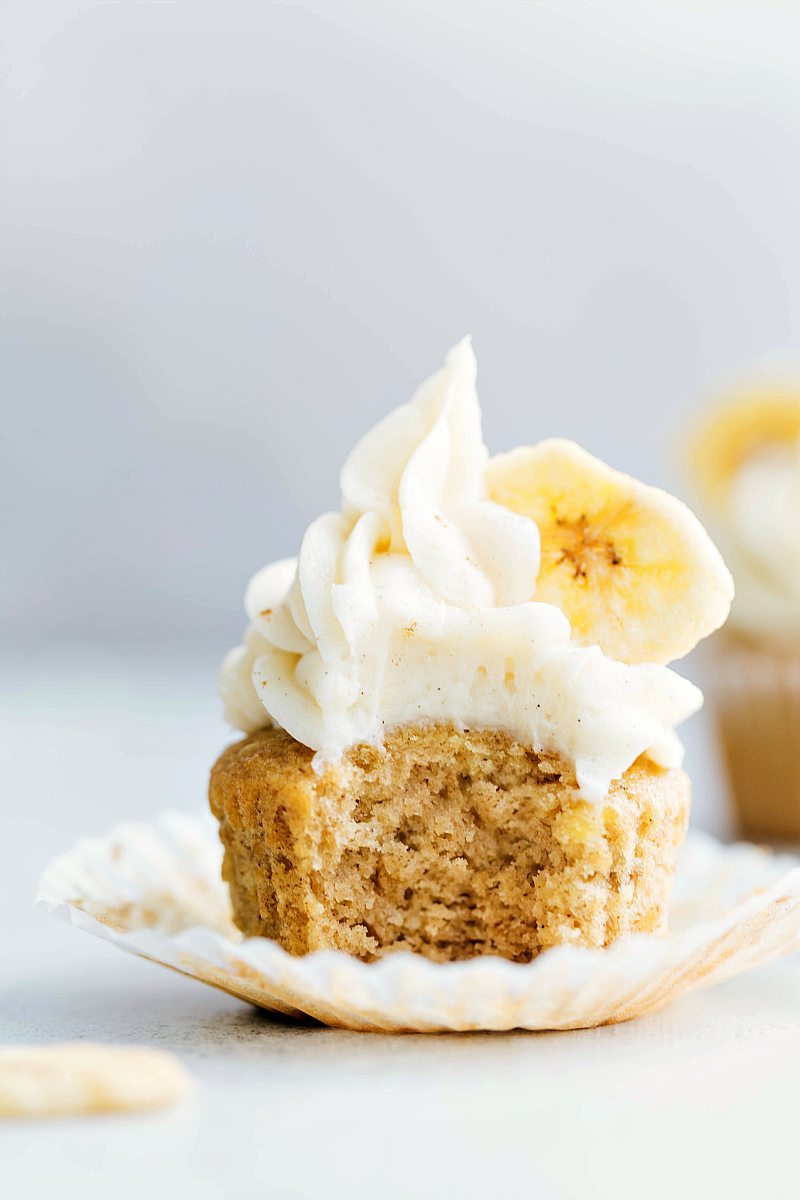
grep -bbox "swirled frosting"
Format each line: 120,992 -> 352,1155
221,339 -> 703,801
725,438 -> 800,640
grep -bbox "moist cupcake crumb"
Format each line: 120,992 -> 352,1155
210,724 -> 689,963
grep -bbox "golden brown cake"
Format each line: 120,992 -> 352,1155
210,724 -> 690,962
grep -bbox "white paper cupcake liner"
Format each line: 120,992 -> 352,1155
37,811 -> 800,1033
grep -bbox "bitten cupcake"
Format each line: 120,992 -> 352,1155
689,390 -> 800,843
211,340 -> 733,962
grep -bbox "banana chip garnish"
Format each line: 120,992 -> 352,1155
688,389 -> 800,510
487,439 -> 734,665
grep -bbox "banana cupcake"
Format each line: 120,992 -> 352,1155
690,390 -> 800,843
211,340 -> 733,962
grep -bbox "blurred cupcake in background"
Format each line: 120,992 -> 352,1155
689,390 -> 800,844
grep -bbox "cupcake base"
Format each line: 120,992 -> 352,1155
712,631 -> 800,843
37,811 -> 800,1031
209,724 -> 690,963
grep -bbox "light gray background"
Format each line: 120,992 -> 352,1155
3,0 -> 800,836
3,0 -> 800,642
3,0 -> 800,840
1,8 -> 799,1200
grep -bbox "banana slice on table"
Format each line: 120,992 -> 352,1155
688,389 -> 800,509
487,439 -> 733,665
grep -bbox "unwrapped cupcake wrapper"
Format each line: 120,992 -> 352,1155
710,635 -> 800,843
37,811 -> 800,1033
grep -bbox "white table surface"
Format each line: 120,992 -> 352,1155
2,644 -> 799,1200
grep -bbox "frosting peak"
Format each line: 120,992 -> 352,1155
341,338 -> 540,610
221,339 -> 705,801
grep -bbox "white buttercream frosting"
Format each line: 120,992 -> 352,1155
221,339 -> 703,801
725,438 -> 800,639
